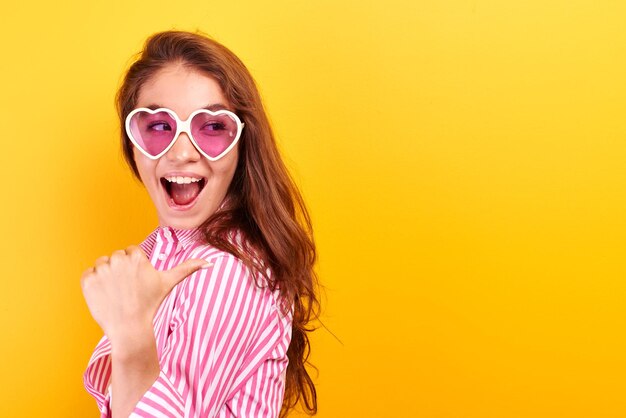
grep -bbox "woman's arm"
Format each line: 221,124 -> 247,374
84,249 -> 289,417
110,326 -> 160,417
81,246 -> 208,417
128,254 -> 288,417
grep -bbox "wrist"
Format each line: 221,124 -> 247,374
109,325 -> 160,418
109,324 -> 156,361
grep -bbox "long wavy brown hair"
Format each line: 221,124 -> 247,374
116,30 -> 319,416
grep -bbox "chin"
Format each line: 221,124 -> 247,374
158,207 -> 216,230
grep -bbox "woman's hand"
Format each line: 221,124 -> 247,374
81,245 -> 209,346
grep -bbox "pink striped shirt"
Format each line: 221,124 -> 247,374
84,227 -> 292,417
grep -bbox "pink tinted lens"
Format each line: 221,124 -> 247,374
190,112 -> 239,158
128,110 -> 177,157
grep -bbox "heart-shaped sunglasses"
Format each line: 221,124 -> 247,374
125,108 -> 244,161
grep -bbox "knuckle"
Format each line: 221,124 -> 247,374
127,246 -> 143,260
80,270 -> 93,288
109,250 -> 125,264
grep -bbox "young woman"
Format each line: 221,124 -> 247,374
81,31 -> 318,417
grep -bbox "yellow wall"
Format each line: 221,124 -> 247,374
1,1 -> 625,416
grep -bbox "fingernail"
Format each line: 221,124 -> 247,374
201,262 -> 214,269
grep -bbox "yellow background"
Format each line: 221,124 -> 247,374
1,0 -> 625,416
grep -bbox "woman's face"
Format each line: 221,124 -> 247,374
133,64 -> 239,229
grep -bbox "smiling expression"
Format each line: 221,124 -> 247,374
132,64 -> 239,229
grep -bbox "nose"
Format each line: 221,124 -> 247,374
165,132 -> 201,163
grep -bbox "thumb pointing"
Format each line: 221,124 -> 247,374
162,259 -> 212,290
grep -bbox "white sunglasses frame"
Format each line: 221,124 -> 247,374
125,107 -> 245,161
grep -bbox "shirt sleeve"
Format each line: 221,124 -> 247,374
216,345 -> 291,417
130,254 -> 291,418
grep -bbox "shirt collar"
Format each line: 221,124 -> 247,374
156,226 -> 203,250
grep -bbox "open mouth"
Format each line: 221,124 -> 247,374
161,176 -> 206,208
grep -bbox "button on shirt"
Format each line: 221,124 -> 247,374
84,227 -> 292,417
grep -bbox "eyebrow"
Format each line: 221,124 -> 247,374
144,103 -> 230,111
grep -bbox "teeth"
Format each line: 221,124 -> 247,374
165,176 -> 202,184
